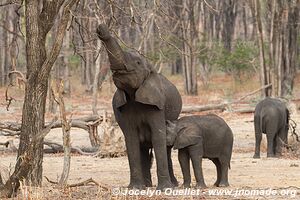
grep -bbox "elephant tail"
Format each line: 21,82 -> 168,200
286,108 -> 290,126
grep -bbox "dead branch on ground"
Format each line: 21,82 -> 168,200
44,141 -> 97,155
0,115 -> 103,137
44,176 -> 109,190
182,84 -> 272,113
0,141 -> 9,148
289,119 -> 300,142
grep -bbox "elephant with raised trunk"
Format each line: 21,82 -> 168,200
253,97 -> 290,158
96,24 -> 182,190
166,114 -> 233,188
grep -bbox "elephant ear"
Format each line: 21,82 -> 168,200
174,125 -> 202,150
113,89 -> 127,108
135,74 -> 165,110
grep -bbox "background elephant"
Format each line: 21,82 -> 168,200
253,97 -> 290,158
96,24 -> 182,190
166,114 -> 233,188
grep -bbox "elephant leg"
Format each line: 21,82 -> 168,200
189,145 -> 206,188
276,127 -> 288,156
218,158 -> 230,187
150,118 -> 173,190
140,147 -> 152,187
167,146 -> 178,187
253,115 -> 262,158
122,127 -> 144,189
266,133 -> 276,157
211,158 -> 221,187
178,149 -> 191,188
114,109 -> 144,189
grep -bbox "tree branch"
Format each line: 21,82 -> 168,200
39,0 -> 79,82
39,0 -> 64,36
44,176 -> 109,190
0,0 -> 21,7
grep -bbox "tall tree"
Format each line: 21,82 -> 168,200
0,0 -> 78,197
254,0 -> 300,97
180,0 -> 198,95
221,0 -> 237,51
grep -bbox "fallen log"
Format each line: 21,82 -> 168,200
182,103 -> 227,113
182,84 -> 271,113
231,107 -> 255,114
0,115 -> 103,152
44,141 -> 98,155
0,141 -> 9,148
44,176 -> 110,190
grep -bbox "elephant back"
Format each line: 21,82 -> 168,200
255,97 -> 288,129
158,74 -> 182,120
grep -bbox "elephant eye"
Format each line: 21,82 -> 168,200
136,60 -> 141,65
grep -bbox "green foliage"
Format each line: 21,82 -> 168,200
146,35 -> 180,64
207,41 -> 259,81
69,55 -> 81,68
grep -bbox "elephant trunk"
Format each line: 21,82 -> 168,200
96,24 -> 126,71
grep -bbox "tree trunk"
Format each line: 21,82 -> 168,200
54,81 -> 71,185
16,0 -> 47,186
181,0 -> 198,95
92,41 -> 102,115
254,0 -> 271,97
0,15 -> 5,86
280,1 -> 299,96
221,0 -> 237,51
0,0 -> 78,197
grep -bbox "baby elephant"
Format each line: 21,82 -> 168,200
166,114 -> 233,188
253,97 -> 290,158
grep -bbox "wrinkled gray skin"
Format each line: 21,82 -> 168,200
166,114 -> 233,188
253,97 -> 289,158
96,24 -> 182,190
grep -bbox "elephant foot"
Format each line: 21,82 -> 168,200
144,179 -> 153,187
275,153 -> 282,158
196,182 -> 207,189
267,153 -> 276,158
170,177 -> 179,187
156,180 -> 174,191
181,183 -> 191,188
218,181 -> 229,187
145,182 -> 152,187
253,154 -> 260,159
213,181 -> 220,187
128,182 -> 146,190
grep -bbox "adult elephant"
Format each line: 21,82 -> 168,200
96,24 -> 182,190
253,97 -> 290,158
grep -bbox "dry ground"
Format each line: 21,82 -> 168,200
1,74 -> 300,199
1,113 -> 300,199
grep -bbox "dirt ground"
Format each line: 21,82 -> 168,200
1,112 -> 300,199
1,74 -> 300,199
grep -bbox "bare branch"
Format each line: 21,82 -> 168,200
44,176 -> 109,190
39,0 -> 64,35
0,22 -> 24,41
31,117 -> 59,143
203,0 -> 219,13
39,0 -> 80,82
0,0 -> 21,7
5,85 -> 16,111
